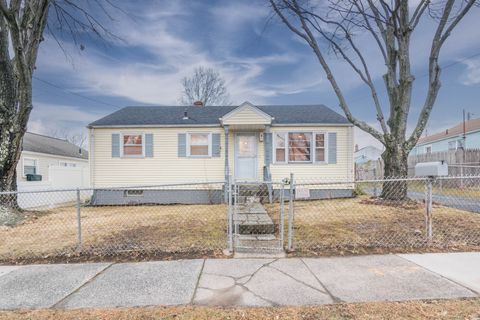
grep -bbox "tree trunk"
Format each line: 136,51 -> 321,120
381,145 -> 409,200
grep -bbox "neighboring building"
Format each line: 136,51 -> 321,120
17,132 -> 89,184
88,102 -> 355,205
354,145 -> 383,164
411,118 -> 480,155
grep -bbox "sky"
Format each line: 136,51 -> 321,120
30,0 -> 480,149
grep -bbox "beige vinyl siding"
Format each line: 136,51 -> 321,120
91,127 -> 226,187
222,107 -> 271,125
17,151 -> 88,182
91,125 -> 353,188
270,126 -> 354,185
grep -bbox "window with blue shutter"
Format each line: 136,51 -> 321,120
111,133 -> 120,158
328,132 -> 337,164
178,133 -> 186,157
145,134 -> 153,157
212,133 -> 221,157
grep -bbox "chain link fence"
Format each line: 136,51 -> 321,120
0,182 -> 227,263
0,175 -> 479,263
292,175 -> 480,255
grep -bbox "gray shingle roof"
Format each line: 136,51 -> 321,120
23,132 -> 88,160
88,104 -> 351,127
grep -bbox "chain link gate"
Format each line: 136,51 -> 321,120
227,179 -> 290,254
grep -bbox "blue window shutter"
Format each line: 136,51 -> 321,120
328,132 -> 337,164
212,133 -> 221,157
145,134 -> 153,157
264,133 -> 272,164
112,134 -> 120,158
178,133 -> 186,157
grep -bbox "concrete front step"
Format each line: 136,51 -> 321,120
234,214 -> 275,234
234,235 -> 284,254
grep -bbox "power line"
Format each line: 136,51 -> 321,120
33,76 -> 121,108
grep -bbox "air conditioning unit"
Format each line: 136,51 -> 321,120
26,174 -> 42,181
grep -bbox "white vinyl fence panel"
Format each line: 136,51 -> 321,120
17,166 -> 91,209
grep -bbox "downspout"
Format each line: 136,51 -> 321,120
224,125 -> 230,203
89,128 -> 94,188
264,125 -> 273,203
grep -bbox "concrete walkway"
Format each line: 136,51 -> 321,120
0,253 -> 479,310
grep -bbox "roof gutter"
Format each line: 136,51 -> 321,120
88,122 -> 353,129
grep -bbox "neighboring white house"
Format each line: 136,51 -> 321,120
411,118 -> 480,155
354,145 -> 383,164
88,102 -> 355,205
17,132 -> 89,190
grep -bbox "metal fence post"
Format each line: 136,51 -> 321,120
373,167 -> 378,197
287,173 -> 294,251
76,188 -> 82,251
227,175 -> 233,253
425,177 -> 433,243
280,182 -> 285,246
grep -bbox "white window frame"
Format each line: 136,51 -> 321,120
23,157 -> 39,177
448,140 -> 456,150
187,132 -> 212,157
424,145 -> 432,154
457,139 -> 465,150
120,132 -> 145,158
273,131 -> 328,164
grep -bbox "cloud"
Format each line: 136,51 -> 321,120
459,58 -> 480,86
28,103 -> 105,137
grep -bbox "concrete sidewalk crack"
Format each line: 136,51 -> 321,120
395,254 -> 480,296
300,258 -> 344,303
268,264 -> 328,294
189,259 -> 206,304
242,259 -> 278,286
51,263 -> 114,309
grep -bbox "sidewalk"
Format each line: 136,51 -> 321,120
0,252 -> 479,310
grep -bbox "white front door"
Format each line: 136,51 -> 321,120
235,133 -> 257,180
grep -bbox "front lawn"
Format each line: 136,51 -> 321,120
1,195 -> 479,263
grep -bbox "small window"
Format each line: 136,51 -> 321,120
23,158 -> 37,176
425,146 -> 432,154
288,132 -> 312,162
274,133 -> 286,163
457,139 -> 465,150
315,133 -> 326,162
123,134 -> 143,156
448,141 -> 456,150
124,189 -> 144,197
59,161 -> 77,167
188,133 -> 210,156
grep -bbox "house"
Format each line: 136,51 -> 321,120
17,132 -> 89,188
411,118 -> 480,155
354,145 -> 383,164
87,102 -> 354,205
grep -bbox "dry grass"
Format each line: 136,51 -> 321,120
1,298 -> 479,320
0,203 -> 227,262
1,195 -> 479,263
265,196 -> 480,256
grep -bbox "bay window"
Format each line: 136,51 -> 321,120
188,133 -> 211,156
274,132 -> 328,164
122,134 -> 143,156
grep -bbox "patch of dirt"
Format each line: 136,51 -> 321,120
1,298 -> 479,320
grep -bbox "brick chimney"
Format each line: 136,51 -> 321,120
193,101 -> 204,107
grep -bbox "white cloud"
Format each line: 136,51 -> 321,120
27,103 -> 105,138
459,58 -> 480,86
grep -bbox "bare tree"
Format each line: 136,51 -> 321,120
0,0 -> 118,193
181,67 -> 230,106
49,129 -> 87,149
270,0 -> 478,199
